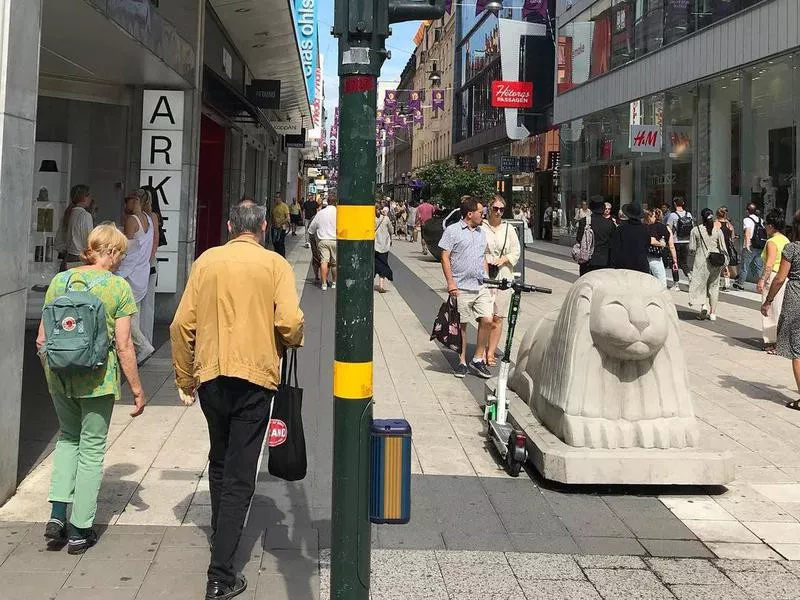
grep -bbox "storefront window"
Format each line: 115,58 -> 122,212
461,16 -> 500,87
560,51 -> 800,244
558,0 -> 771,95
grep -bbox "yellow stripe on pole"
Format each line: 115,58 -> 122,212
333,360 -> 373,399
337,205 -> 376,241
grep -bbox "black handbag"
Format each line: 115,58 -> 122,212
267,349 -> 307,481
698,227 -> 726,268
430,295 -> 462,353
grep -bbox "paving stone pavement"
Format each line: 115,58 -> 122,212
6,234 -> 800,598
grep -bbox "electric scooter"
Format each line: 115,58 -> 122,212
483,276 -> 552,477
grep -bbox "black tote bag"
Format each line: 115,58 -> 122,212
267,349 -> 307,481
430,295 -> 462,353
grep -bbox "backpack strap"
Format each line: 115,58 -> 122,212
65,271 -> 111,292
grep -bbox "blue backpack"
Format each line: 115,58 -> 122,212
42,272 -> 111,371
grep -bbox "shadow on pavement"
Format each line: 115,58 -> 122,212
716,373 -> 796,407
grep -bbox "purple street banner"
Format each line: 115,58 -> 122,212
413,109 -> 424,127
444,0 -> 452,13
386,127 -> 395,140
432,89 -> 445,113
475,0 -> 488,15
376,110 -> 385,130
384,90 -> 397,110
408,90 -> 421,111
522,0 -> 548,19
384,113 -> 394,127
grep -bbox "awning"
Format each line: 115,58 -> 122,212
202,66 -> 270,127
210,0 -> 311,123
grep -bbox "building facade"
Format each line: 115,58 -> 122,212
0,0 -> 310,504
383,56 -> 416,202
555,0 -> 799,230
411,13 -> 457,170
453,0 -> 556,170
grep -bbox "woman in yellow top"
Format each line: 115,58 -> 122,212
289,197 -> 302,236
757,208 -> 790,354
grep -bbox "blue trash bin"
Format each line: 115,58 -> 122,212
369,419 -> 412,524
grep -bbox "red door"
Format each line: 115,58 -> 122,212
196,115 -> 226,257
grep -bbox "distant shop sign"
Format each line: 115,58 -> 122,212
491,81 -> 533,109
500,156 -> 519,173
248,79 -> 281,109
140,90 -> 184,293
270,121 -> 302,135
630,124 -> 662,153
285,129 -> 306,148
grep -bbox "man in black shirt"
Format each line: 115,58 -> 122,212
610,203 -> 651,273
576,196 -> 618,276
302,195 -> 319,248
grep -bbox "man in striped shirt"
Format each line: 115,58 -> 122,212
439,196 -> 493,379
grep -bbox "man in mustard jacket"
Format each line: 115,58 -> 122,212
170,198 -> 304,600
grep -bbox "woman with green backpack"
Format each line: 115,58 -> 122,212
36,223 -> 145,554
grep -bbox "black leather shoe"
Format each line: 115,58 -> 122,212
206,575 -> 247,600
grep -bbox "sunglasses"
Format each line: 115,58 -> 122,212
491,206 -> 504,212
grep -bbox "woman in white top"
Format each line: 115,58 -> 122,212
374,206 -> 395,293
485,195 -> 521,365
116,189 -> 155,363
139,186 -> 162,345
58,185 -> 94,271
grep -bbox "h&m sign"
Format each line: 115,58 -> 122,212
630,124 -> 662,153
141,90 -> 184,293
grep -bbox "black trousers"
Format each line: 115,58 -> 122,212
272,228 -> 287,257
198,376 -> 273,585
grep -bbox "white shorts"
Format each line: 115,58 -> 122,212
493,288 -> 512,318
456,287 -> 494,323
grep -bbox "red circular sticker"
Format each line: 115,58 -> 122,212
267,419 -> 288,447
62,317 -> 77,332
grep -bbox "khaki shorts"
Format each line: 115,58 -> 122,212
493,288 -> 512,318
456,287 -> 494,323
317,239 -> 337,265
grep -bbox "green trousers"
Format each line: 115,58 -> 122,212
48,393 -> 114,529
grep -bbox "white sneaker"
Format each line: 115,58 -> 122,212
331,282 -> 337,289
708,314 -> 717,321
321,283 -> 327,291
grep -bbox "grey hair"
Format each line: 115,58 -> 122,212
229,198 -> 266,236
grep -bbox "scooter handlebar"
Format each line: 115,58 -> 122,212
482,278 -> 552,294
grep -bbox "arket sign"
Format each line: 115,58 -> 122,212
141,90 -> 184,293
491,81 -> 534,109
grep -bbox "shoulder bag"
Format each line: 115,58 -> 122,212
698,226 -> 726,267
488,223 -> 508,280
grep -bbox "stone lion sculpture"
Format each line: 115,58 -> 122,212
509,270 -> 699,450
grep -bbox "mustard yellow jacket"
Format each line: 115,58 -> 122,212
170,236 -> 304,391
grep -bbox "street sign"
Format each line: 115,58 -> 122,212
308,183 -> 317,194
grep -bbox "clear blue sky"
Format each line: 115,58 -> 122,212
316,4 -> 422,134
